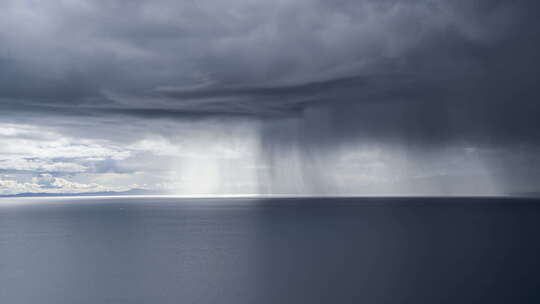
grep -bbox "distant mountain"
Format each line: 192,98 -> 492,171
0,189 -> 163,198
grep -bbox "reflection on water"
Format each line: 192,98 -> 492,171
0,197 -> 539,304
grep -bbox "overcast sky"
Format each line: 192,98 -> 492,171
1,0 -> 539,196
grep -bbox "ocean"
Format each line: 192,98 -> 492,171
0,197 -> 539,303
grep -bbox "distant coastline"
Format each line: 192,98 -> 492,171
0,189 -> 162,198
2,191 -> 539,199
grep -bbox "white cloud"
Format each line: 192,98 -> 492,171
0,123 -> 131,174
0,158 -> 87,173
0,123 -> 139,194
0,173 -> 132,195
0,122 -> 263,195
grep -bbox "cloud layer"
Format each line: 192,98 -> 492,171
1,0 -> 540,195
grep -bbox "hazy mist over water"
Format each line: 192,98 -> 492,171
1,197 -> 539,304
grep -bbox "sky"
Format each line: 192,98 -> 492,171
1,0 -> 539,196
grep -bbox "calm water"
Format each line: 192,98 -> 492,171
0,197 -> 539,303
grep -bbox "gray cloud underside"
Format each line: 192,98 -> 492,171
1,0 -> 538,143
1,0 -> 540,195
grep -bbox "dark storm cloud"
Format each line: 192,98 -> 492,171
1,0 -> 540,196
0,0 -> 539,145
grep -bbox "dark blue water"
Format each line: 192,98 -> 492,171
1,197 -> 539,303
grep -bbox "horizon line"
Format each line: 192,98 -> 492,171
1,193 -> 538,200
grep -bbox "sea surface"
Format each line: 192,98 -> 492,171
0,197 -> 539,304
